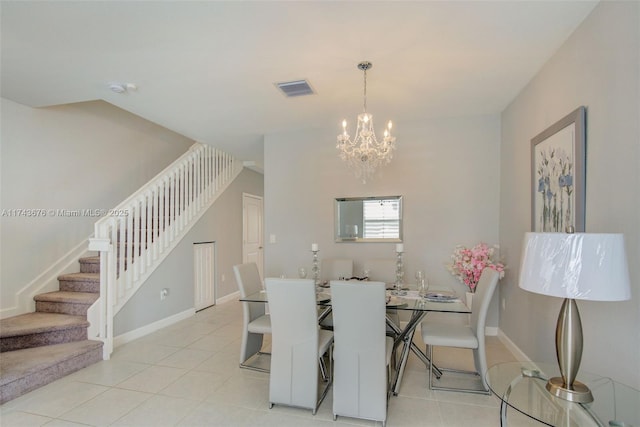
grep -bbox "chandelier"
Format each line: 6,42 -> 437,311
337,61 -> 396,183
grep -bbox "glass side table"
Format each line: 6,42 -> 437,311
486,362 -> 639,427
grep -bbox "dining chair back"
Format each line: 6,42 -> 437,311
233,263 -> 271,372
364,258 -> 402,329
318,258 -> 353,329
420,268 -> 500,393
320,258 -> 353,282
264,278 -> 333,414
330,280 -> 392,425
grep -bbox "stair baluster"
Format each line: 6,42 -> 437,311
89,143 -> 242,358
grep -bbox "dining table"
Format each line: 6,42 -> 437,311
240,282 -> 471,395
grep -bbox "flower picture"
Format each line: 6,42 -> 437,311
534,133 -> 574,232
446,243 -> 506,292
531,107 -> 586,232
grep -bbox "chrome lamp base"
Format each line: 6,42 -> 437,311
551,298 -> 594,403
546,377 -> 594,403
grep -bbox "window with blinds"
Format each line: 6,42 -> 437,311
363,199 -> 401,239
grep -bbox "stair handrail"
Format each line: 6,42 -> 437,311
89,142 -> 242,357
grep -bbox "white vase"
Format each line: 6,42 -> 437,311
465,291 -> 473,310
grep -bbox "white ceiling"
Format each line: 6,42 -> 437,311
1,1 -> 598,170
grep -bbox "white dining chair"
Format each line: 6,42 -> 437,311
233,263 -> 271,372
318,258 -> 353,329
330,280 -> 393,426
264,277 -> 333,414
420,268 -> 500,394
364,258 -> 401,330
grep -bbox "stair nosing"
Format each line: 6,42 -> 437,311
0,340 -> 103,386
0,313 -> 90,338
34,291 -> 99,304
57,273 -> 99,282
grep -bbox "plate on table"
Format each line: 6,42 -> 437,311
424,291 -> 458,303
316,293 -> 331,304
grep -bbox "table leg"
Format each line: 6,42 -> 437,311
388,310 -> 442,395
408,342 -> 441,378
317,306 -> 332,324
394,334 -> 412,394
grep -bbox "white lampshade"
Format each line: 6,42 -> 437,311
519,232 -> 630,301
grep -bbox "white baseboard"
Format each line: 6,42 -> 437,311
216,290 -> 240,305
113,308 -> 195,348
497,328 -> 531,362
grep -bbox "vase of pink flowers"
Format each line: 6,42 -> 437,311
446,243 -> 506,297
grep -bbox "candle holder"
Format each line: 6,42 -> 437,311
393,250 -> 406,295
311,250 -> 320,286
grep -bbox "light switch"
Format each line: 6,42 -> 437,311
270,234 -> 276,244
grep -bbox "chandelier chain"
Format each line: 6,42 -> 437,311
363,67 -> 367,113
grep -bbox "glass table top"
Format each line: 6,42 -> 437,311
486,361 -> 640,427
241,285 -> 470,314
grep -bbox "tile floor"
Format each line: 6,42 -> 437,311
1,300 -> 538,426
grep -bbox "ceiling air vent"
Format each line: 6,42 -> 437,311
275,79 -> 315,97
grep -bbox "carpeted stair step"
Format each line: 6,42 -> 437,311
0,340 -> 103,404
57,272 -> 100,293
0,313 -> 89,352
34,291 -> 99,316
79,256 -> 100,274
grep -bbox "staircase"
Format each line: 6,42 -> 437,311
0,256 -> 103,404
0,143 -> 241,405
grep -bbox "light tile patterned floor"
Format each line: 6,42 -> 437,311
1,300 -> 538,426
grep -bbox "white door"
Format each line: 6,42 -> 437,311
243,193 -> 264,280
194,242 -> 216,311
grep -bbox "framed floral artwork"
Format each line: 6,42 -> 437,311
531,106 -> 586,232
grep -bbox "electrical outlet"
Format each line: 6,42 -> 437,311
221,274 -> 225,283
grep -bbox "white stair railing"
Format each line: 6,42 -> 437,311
88,143 -> 242,357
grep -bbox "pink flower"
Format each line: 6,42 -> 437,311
446,243 -> 506,292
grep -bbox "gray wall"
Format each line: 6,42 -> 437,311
499,1 -> 639,387
114,168 -> 263,335
264,115 -> 502,326
0,98 -> 193,312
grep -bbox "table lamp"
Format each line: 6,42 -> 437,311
518,232 -> 630,403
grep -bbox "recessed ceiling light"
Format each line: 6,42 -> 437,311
109,83 -> 126,93
108,82 -> 137,94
